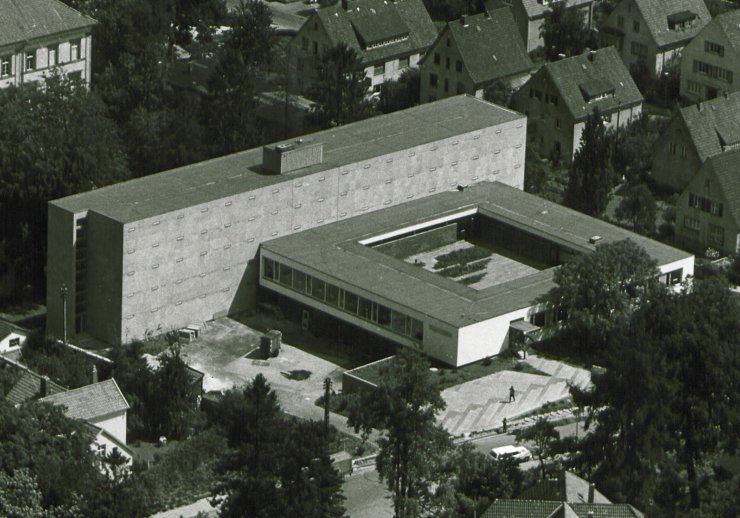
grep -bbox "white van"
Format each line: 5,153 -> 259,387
489,445 -> 532,461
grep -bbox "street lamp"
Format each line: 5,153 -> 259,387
60,283 -> 68,345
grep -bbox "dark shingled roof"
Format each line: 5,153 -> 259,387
0,320 -> 26,341
518,471 -> 611,504
542,47 -> 643,121
51,95 -> 523,223
714,9 -> 740,51
483,500 -> 644,517
423,10 -> 532,86
6,370 -> 66,405
313,0 -> 437,65
261,182 -> 691,328
679,91 -> 740,162
516,0 -> 593,20
0,0 -> 96,47
39,378 -> 129,421
627,0 -> 710,49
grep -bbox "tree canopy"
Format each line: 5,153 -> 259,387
349,347 -> 450,517
564,108 -> 614,216
540,1 -> 597,61
547,239 -> 662,361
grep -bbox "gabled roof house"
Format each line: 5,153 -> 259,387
288,0 -> 437,94
419,9 -> 533,103
0,0 -> 96,88
651,91 -> 740,191
680,9 -> 740,102
600,0 -> 711,77
511,46 -> 642,162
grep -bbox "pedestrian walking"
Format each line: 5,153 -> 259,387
509,385 -> 516,403
502,417 -> 507,433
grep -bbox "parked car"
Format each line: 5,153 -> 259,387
489,445 -> 532,462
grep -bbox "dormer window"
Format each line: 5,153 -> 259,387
579,78 -> 615,103
668,11 -> 697,31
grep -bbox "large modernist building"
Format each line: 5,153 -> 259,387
260,182 -> 693,366
47,96 -> 527,346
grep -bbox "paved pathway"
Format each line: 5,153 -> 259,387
438,355 -> 592,437
149,497 -> 217,518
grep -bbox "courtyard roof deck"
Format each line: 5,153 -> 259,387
261,182 -> 693,328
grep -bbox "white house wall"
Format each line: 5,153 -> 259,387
456,306 -> 532,366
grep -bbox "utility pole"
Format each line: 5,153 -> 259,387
60,283 -> 68,346
323,377 -> 332,455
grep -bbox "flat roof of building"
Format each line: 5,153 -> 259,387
261,182 -> 692,328
52,95 -> 523,223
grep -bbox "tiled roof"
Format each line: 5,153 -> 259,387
542,47 -> 643,121
0,319 -> 25,341
518,471 -> 611,504
679,91 -> 740,162
569,503 -> 644,518
314,0 -> 437,65
431,10 -> 532,86
516,0 -> 593,20
629,0 -> 710,49
6,370 -> 66,405
39,378 -> 129,421
701,150 -> 740,226
0,0 -> 96,48
714,9 -> 740,51
483,500 -> 644,518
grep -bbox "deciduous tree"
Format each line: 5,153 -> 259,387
615,183 -> 657,235
348,347 -> 451,517
308,43 -> 376,128
540,0 -> 596,61
519,418 -> 559,480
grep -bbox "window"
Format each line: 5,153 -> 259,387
631,41 -> 648,59
446,37 -> 450,47
278,263 -> 293,286
683,216 -> 700,231
705,41 -> 724,57
456,60 -> 462,72
70,39 -> 81,61
669,142 -> 677,154
25,51 -> 35,71
313,41 -> 318,55
374,63 -> 385,75
617,15 -> 624,28
429,73 -> 438,87
681,145 -> 687,158
444,78 -> 449,92
434,52 -> 440,65
633,20 -> 640,32
457,82 -> 465,94
555,118 -> 561,129
48,45 -> 58,66
708,223 -> 724,246
301,37 -> 308,51
445,57 -> 450,69
689,193 -> 723,216
399,56 -> 409,68
687,80 -> 702,94
693,60 -> 733,83
0,56 -> 10,77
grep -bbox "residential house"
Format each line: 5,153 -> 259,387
511,46 -> 643,162
0,0 -> 96,89
675,150 -> 740,256
40,378 -> 130,444
419,10 -> 533,104
600,0 -> 711,77
287,0 -> 437,95
2,356 -> 66,405
483,470 -> 644,517
502,0 -> 595,53
0,320 -> 27,354
651,91 -> 740,192
680,9 -> 740,102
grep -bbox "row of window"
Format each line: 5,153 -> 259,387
124,285 -> 232,319
688,192 -> 723,217
686,218 -> 726,246
630,41 -> 648,59
693,60 -> 733,83
428,73 -> 465,94
528,88 -> 559,106
432,53 -> 463,73
0,39 -> 82,78
262,257 -> 424,342
668,142 -> 688,158
705,41 -> 725,57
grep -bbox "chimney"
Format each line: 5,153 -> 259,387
587,512 -> 594,518
341,0 -> 350,10
40,376 -> 50,397
588,482 -> 595,503
558,53 -> 566,59
91,364 -> 98,384
461,15 -> 468,27
484,10 -> 490,19
587,50 -> 596,62
698,102 -> 703,112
